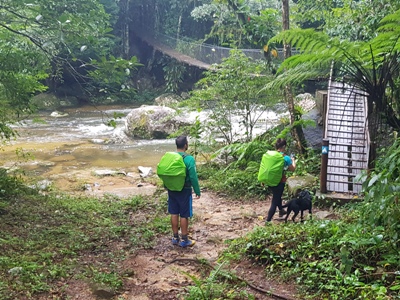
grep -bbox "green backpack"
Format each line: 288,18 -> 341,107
157,152 -> 187,191
258,150 -> 285,187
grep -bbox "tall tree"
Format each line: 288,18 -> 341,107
130,0 -> 211,39
116,0 -> 131,58
191,0 -> 280,47
294,0 -> 400,40
281,0 -> 307,153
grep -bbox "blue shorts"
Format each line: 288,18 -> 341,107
168,188 -> 193,218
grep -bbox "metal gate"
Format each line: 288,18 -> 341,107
324,81 -> 369,193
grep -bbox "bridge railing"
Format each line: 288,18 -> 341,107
136,27 -> 292,65
155,32 -> 272,64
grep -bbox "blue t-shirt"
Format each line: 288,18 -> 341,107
280,153 -> 293,183
283,155 -> 293,170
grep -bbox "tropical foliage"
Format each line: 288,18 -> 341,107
266,8 -> 400,157
357,137 -> 400,242
189,49 -> 280,144
294,0 -> 400,40
221,137 -> 400,299
0,0 -> 142,141
130,0 -> 211,39
2,0 -> 400,298
191,0 -> 281,47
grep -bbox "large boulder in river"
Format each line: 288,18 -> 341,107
124,105 -> 191,139
302,107 -> 323,149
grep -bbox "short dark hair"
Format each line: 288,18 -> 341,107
175,135 -> 188,149
275,138 -> 287,150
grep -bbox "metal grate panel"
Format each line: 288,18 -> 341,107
324,82 -> 369,193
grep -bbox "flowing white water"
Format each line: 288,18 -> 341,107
3,105 -> 175,177
2,104 -> 286,179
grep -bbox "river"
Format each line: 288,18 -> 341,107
1,103 -> 287,187
1,105 -> 175,180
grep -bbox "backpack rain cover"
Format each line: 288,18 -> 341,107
258,150 -> 284,187
157,152 -> 187,191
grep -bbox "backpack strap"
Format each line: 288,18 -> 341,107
178,152 -> 187,163
179,153 -> 188,169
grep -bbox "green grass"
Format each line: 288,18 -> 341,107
220,210 -> 400,300
0,190 -> 170,299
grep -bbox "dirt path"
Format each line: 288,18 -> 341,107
45,172 -> 300,300
117,192 -> 299,300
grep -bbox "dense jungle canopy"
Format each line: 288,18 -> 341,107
1,0 -> 400,144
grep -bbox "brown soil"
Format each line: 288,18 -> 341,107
41,172 -> 303,300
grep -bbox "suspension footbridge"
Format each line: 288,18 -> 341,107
133,29 -> 278,69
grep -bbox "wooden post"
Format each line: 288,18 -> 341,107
322,92 -> 328,136
320,139 -> 329,193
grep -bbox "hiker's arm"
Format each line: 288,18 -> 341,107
288,157 -> 296,172
187,158 -> 201,197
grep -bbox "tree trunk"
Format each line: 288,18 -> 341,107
282,0 -> 307,154
366,98 -> 380,170
177,14 -> 182,40
124,21 -> 130,58
118,0 -> 130,59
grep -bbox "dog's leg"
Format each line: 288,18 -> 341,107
284,208 -> 291,223
292,209 -> 299,222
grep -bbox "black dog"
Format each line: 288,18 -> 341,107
281,190 -> 312,222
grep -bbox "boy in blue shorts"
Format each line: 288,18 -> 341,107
168,136 -> 201,247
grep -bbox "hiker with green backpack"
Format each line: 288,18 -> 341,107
258,138 -> 296,223
157,136 -> 201,248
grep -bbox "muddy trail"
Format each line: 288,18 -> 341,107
51,175 -> 300,300
119,192 -> 298,300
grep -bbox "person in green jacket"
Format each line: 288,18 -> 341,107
168,135 -> 201,247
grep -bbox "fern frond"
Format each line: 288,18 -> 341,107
263,8 -> 400,133
269,28 -> 330,55
378,9 -> 400,32
264,65 -> 330,90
